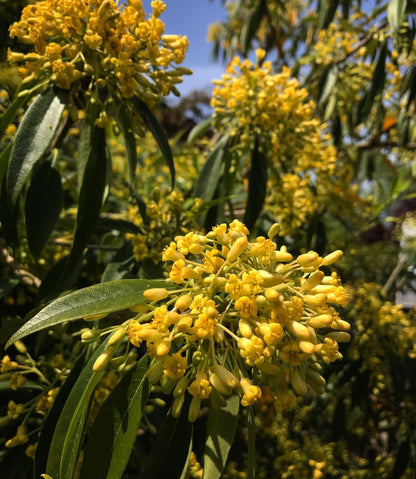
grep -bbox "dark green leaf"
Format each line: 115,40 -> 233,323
102,242 -> 135,282
392,439 -> 410,479
0,94 -> 27,138
141,396 -> 193,479
77,101 -> 99,192
187,117 -> 213,144
79,354 -> 150,479
6,279 -> 170,348
0,175 -> 19,247
0,142 -> 12,195
35,354 -> 86,478
46,340 -> 109,479
24,161 -> 63,258
202,395 -> 240,479
318,65 -> 338,111
321,0 -> 340,29
241,0 -> 266,56
0,380 -> 44,391
194,134 -> 229,201
247,406 -> 256,479
63,126 -> 109,281
6,87 -> 67,206
96,217 -> 142,235
388,0 -> 407,32
132,96 -> 175,188
244,141 -> 268,230
118,105 -> 138,183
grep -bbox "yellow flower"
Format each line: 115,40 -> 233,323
163,353 -> 187,379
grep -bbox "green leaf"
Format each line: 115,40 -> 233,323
388,0 -> 407,32
318,65 -> 339,111
132,96 -> 175,188
0,94 -> 27,138
46,340 -> 109,479
35,354 -> 86,478
6,278 -> 170,348
118,105 -> 138,183
194,134 -> 229,202
79,354 -> 150,479
244,141 -> 268,230
202,395 -> 240,479
63,126 -> 110,281
247,406 -> 256,479
25,161 -> 63,258
0,142 -> 12,195
0,175 -> 19,247
141,397 -> 193,479
6,87 -> 67,206
102,242 -> 135,282
77,101 -> 99,192
241,0 -> 266,56
187,117 -> 213,144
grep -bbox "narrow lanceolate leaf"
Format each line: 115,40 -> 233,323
6,279 -> 170,348
25,161 -> 63,258
244,141 -> 268,230
6,87 -> 67,206
141,396 -> 193,479
387,0 -> 407,32
187,117 -> 213,144
63,126 -> 109,279
0,142 -> 12,195
118,105 -> 138,183
202,395 -> 240,479
0,94 -> 27,138
241,0 -> 267,56
194,134 -> 229,201
46,340 -> 109,479
35,354 -> 86,478
79,354 -> 150,479
132,96 -> 175,188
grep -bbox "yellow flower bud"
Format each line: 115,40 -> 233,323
298,341 -> 315,354
108,328 -> 126,346
144,288 -> 169,301
326,332 -> 351,343
297,251 -> 319,267
146,360 -> 164,384
267,223 -> 280,239
171,394 -> 185,418
264,288 -> 280,302
188,396 -> 201,422
275,251 -> 293,262
213,365 -> 239,389
226,236 -> 248,262
257,362 -> 282,375
177,315 -> 193,332
290,369 -> 308,395
308,314 -> 333,328
239,319 -> 253,338
322,250 -> 343,266
301,271 -> 324,291
173,376 -> 189,398
93,351 -> 111,371
209,372 -> 232,396
287,321 -> 311,341
174,294 -> 193,312
258,271 -> 285,287
13,341 -> 27,354
83,313 -> 107,322
156,338 -> 171,357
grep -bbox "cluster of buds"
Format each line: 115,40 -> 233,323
8,0 -> 191,102
108,220 -> 351,421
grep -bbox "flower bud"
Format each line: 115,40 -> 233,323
308,314 -> 333,328
226,236 -> 248,262
287,321 -> 311,341
83,313 -> 107,322
290,369 -> 308,395
301,271 -> 324,291
239,319 -> 252,338
188,397 -> 201,422
258,271 -> 285,287
93,351 -> 111,371
298,341 -> 315,354
144,288 -> 169,301
146,360 -> 164,384
297,251 -> 319,267
177,315 -> 193,332
175,294 -> 193,312
171,394 -> 185,418
322,250 -> 343,266
264,288 -> 280,302
209,372 -> 232,396
213,365 -> 239,389
267,223 -> 280,239
156,338 -> 171,357
274,251 -> 293,262
326,332 -> 351,343
173,377 -> 189,398
108,328 -> 126,346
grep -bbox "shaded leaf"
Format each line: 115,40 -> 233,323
0,94 -> 27,138
102,242 -> 135,282
79,354 -> 150,479
202,395 -> 240,479
0,175 -> 19,247
25,161 -> 63,258
46,340 -> 109,479
132,96 -> 175,188
388,0 -> 407,32
118,105 -> 138,183
6,87 -> 67,206
6,279 -> 170,348
241,0 -> 266,56
141,396 -> 193,479
244,141 -> 268,230
187,117 -> 213,144
0,142 -> 12,195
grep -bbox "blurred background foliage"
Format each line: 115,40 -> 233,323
1,0 -> 416,478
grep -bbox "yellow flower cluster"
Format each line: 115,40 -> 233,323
123,221 -> 349,421
8,0 -> 191,99
211,51 -> 339,234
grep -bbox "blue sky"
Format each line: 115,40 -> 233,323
143,0 -> 227,96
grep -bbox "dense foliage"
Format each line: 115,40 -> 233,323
1,0 -> 416,478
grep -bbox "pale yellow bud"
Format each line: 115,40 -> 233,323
213,365 -> 239,389
274,251 -> 293,262
308,314 -> 333,328
93,351 -> 111,371
322,250 -> 343,266
188,396 -> 201,422
264,288 -> 280,303
305,369 -> 326,393
332,319 -> 350,331
83,313 -> 107,322
258,271 -> 285,287
108,328 -> 126,346
214,325 -> 225,343
177,315 -> 193,332
287,321 -> 311,341
81,329 -> 100,342
267,223 -> 280,239
290,369 -> 308,395
13,340 -> 27,354
171,394 -> 185,418
239,319 -> 253,338
146,360 -> 164,384
144,288 -> 169,301
297,251 -> 319,267
226,236 -> 248,262
301,271 -> 324,291
174,294 -> 193,312
156,338 -> 171,357
173,377 -> 189,398
303,294 -> 327,306
257,362 -> 282,375
298,341 -> 315,354
326,332 -> 351,342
